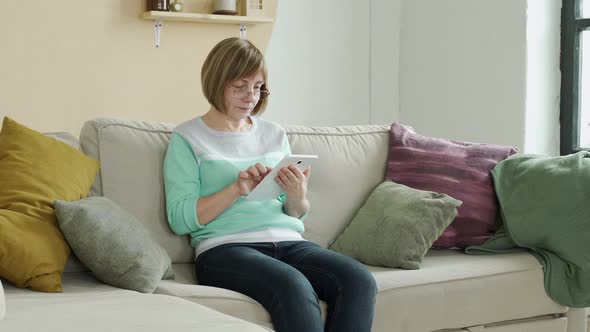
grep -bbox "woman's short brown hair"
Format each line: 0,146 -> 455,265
201,37 -> 268,116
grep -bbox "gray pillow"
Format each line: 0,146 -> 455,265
55,197 -> 174,293
330,180 -> 462,269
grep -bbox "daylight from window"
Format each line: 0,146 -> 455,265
584,0 -> 590,17
580,31 -> 590,148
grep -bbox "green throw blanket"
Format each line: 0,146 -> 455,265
465,151 -> 590,307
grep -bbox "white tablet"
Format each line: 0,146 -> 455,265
244,154 -> 318,201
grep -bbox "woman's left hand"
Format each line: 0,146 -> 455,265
275,165 -> 310,199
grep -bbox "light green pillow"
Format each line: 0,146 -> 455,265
54,197 -> 174,293
330,180 -> 462,269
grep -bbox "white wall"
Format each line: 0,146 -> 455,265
266,0 -> 561,155
524,0 -> 561,155
399,0 -> 528,150
371,0 -> 402,125
264,0 -> 401,126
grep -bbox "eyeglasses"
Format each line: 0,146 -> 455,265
229,85 -> 270,100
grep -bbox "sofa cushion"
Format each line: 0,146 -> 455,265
79,118 -> 193,263
55,197 -> 174,293
156,252 -> 565,332
370,250 -> 564,332
1,272 -> 270,332
0,117 -> 99,292
386,122 -> 517,248
2,271 -> 134,296
285,124 -> 391,247
44,131 -> 82,150
330,180 -> 462,269
155,264 -> 327,330
478,317 -> 567,332
156,264 -> 273,329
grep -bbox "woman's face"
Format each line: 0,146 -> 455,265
222,71 -> 264,120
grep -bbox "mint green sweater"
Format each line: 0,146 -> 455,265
163,116 -> 306,248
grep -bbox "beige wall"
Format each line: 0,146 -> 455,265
0,0 -> 276,135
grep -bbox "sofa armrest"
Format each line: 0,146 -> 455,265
0,279 -> 5,320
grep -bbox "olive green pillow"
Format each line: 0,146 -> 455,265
54,197 -> 173,293
330,180 -> 462,269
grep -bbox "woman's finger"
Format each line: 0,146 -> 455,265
279,170 -> 291,184
283,168 -> 299,183
247,165 -> 260,177
275,176 -> 285,189
255,163 -> 267,176
288,165 -> 305,181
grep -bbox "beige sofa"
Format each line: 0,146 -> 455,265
1,117 -> 588,332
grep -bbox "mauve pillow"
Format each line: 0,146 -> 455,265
386,123 -> 517,248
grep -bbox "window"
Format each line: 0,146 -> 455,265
561,0 -> 590,154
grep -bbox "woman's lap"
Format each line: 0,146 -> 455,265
195,241 -> 376,332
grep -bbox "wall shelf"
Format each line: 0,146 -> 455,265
142,11 -> 273,25
142,11 -> 273,48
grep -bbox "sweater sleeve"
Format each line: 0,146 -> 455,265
163,133 -> 204,235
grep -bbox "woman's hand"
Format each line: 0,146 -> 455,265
236,163 -> 272,196
275,165 -> 311,199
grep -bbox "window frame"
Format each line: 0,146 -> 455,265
561,0 -> 590,154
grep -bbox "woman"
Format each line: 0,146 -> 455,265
163,37 -> 377,332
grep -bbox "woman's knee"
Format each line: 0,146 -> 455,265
277,272 -> 318,299
340,263 -> 378,298
359,268 -> 378,296
267,271 -> 322,320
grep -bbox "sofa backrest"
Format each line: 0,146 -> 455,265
79,118 -> 190,263
285,125 -> 390,247
79,117 -> 390,263
44,132 -> 91,273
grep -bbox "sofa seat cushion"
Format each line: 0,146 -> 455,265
370,250 -> 566,332
470,316 -> 567,332
158,252 -> 565,332
3,271 -> 148,297
155,264 -> 328,329
1,272 -> 270,332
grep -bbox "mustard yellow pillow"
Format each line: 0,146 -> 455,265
0,117 -> 99,292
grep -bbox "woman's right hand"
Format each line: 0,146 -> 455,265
236,163 -> 272,196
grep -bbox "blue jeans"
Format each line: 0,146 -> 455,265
195,241 -> 377,332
